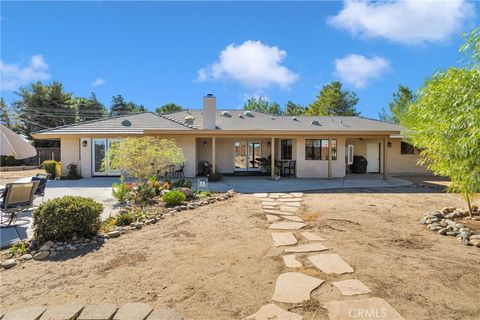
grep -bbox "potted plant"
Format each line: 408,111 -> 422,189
274,166 -> 281,181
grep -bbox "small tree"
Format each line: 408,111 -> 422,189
106,137 -> 185,181
243,97 -> 281,116
283,101 -> 306,116
306,81 -> 360,116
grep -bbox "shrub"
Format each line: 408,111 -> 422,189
195,190 -> 211,198
112,176 -> 129,202
33,196 -> 103,242
115,212 -> 135,226
134,183 -> 156,205
172,178 -> 192,189
147,176 -> 162,195
208,173 -> 223,182
162,190 -> 186,206
42,160 -> 60,179
66,163 -> 81,179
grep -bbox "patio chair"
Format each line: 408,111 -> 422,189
283,160 -> 296,178
0,181 -> 40,227
32,173 -> 51,201
198,161 -> 211,176
175,163 -> 185,178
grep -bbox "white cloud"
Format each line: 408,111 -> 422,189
328,0 -> 475,45
334,54 -> 390,88
92,78 -> 106,86
0,55 -> 50,91
196,40 -> 298,89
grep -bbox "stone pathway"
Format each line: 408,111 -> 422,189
249,192 -> 405,320
1,303 -> 185,320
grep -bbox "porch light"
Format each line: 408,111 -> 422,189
267,141 -> 271,147
82,140 -> 88,147
203,141 -> 207,147
388,142 -> 392,147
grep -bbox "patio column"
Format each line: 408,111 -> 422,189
328,138 -> 332,179
271,137 -> 275,180
383,137 -> 387,180
212,136 -> 216,173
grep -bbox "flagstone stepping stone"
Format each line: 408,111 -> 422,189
279,194 -> 294,198
284,243 -> 328,253
3,306 -> 46,320
266,214 -> 281,223
113,303 -> 153,320
279,202 -> 302,207
270,193 -> 289,197
78,303 -> 118,320
272,272 -> 324,303
40,304 -> 84,320
308,254 -> 354,274
279,206 -> 299,212
323,297 -> 405,320
278,198 -> 303,202
301,231 -> 325,241
272,232 -> 297,246
283,254 -> 302,268
262,205 -> 277,210
246,303 -> 302,320
147,307 -> 185,320
253,193 -> 268,198
269,222 -> 306,230
264,210 -> 293,216
291,192 -> 304,198
332,279 -> 372,296
281,215 -> 304,222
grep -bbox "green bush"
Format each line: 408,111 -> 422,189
66,163 -> 81,179
133,183 -> 156,205
162,190 -> 186,206
42,160 -> 60,179
195,190 -> 211,198
115,212 -> 136,226
172,179 -> 192,189
112,176 -> 130,202
33,196 -> 103,242
208,173 -> 223,182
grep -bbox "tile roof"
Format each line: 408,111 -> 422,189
33,110 -> 403,135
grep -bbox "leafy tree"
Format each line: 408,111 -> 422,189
106,137 -> 185,181
0,98 -> 13,128
283,101 -> 306,116
243,97 -> 281,116
306,81 -> 360,116
401,31 -> 480,216
156,103 -> 183,114
379,85 -> 414,123
460,27 -> 479,67
110,95 -> 146,116
13,81 -> 75,137
74,92 -> 106,122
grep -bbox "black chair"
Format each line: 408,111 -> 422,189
283,160 -> 296,178
198,161 -> 211,176
32,173 -> 51,201
175,163 -> 185,178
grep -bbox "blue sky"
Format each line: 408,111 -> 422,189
1,1 -> 478,118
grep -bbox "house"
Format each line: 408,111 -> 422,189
32,94 -> 426,179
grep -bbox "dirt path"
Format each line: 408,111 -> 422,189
0,195 -> 280,319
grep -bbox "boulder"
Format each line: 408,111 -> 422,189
175,187 -> 193,198
108,230 -> 121,238
33,251 -> 50,260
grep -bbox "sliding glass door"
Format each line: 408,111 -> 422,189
234,141 -> 261,172
92,138 -> 121,176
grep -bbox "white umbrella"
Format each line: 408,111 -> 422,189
0,124 -> 37,159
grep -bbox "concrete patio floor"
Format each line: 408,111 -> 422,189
0,174 -> 411,248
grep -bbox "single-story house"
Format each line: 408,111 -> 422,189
32,94 -> 426,179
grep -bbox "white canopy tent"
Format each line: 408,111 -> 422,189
0,124 -> 37,159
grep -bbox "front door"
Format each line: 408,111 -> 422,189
366,142 -> 380,173
234,141 -> 261,172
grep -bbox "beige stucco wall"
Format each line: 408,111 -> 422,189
295,137 -> 346,178
80,138 -> 92,178
60,137 -> 81,176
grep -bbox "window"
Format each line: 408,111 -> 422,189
401,142 -> 420,155
281,139 -> 292,160
305,139 -> 337,160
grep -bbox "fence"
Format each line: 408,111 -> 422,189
0,147 -> 61,167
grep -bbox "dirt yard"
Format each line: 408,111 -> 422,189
0,168 -> 46,185
1,188 -> 479,319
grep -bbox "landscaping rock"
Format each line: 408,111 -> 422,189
175,187 -> 193,198
2,259 -> 17,269
469,239 -> 480,247
20,254 -> 33,261
33,251 -> 50,260
135,223 -> 142,229
108,230 -> 121,238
